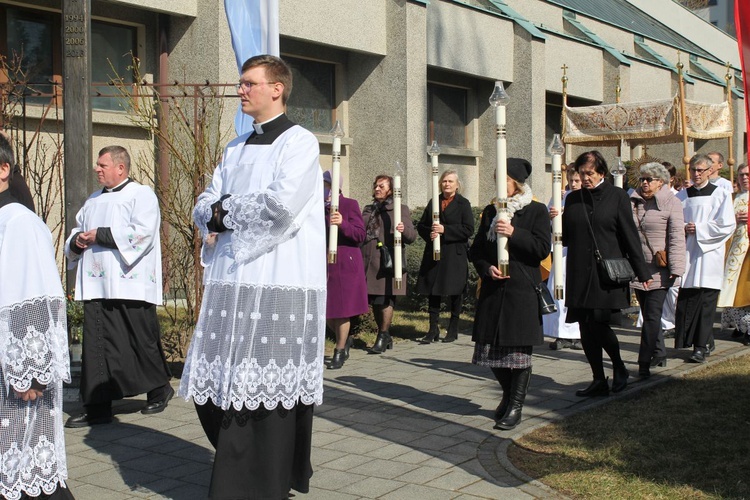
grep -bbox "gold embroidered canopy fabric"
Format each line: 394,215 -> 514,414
563,96 -> 732,146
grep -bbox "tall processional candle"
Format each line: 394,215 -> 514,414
428,141 -> 441,261
489,81 -> 510,274
612,156 -> 627,189
393,161 -> 404,289
328,120 -> 344,264
549,134 -> 565,300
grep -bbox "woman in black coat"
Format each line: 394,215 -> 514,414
416,169 -> 474,343
562,151 -> 651,397
471,158 -> 550,431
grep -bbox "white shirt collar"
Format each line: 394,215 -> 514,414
105,178 -> 130,192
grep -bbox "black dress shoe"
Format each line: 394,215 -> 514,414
743,333 -> 750,346
141,386 -> 175,415
575,379 -> 609,397
650,356 -> 667,368
328,349 -> 346,370
731,328 -> 743,338
65,412 -> 112,428
662,329 -> 675,339
638,363 -> 650,378
689,348 -> 706,363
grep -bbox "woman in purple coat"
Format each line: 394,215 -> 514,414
324,171 -> 369,369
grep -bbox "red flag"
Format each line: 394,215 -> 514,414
737,0 -> 750,156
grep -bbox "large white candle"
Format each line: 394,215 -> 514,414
393,161 -> 403,289
428,141 -> 441,261
489,81 -> 510,275
328,120 -> 344,264
550,134 -> 565,300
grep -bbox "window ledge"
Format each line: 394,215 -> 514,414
8,104 -> 145,128
438,146 -> 483,158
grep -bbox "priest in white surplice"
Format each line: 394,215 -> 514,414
179,55 -> 326,499
0,135 -> 74,499
64,146 -> 172,428
675,153 -> 735,363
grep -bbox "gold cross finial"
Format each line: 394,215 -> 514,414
561,64 -> 569,85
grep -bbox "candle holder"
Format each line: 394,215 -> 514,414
612,156 -> 627,189
489,81 -> 510,275
427,141 -> 441,261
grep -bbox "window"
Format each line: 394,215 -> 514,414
5,8 -> 56,103
428,83 -> 468,148
91,21 -> 136,111
285,57 -> 335,133
1,5 -> 137,111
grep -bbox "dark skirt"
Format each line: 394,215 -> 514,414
195,401 -> 314,499
81,299 -> 171,405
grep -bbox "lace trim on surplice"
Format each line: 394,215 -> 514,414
179,281 -> 325,411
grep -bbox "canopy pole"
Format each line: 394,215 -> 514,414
677,55 -> 690,180
725,62 -> 735,184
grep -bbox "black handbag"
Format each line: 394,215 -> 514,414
377,241 -> 394,278
582,190 -> 635,286
519,265 -> 557,315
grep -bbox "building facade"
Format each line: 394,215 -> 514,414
1,0 -> 745,210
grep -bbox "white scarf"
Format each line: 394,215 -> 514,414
487,184 -> 533,241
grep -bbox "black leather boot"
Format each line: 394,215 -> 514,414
419,311 -> 441,344
369,331 -> 393,354
343,335 -> 354,361
491,368 -> 512,421
612,364 -> 630,393
494,367 -> 531,431
329,349 -> 346,369
442,315 -> 459,343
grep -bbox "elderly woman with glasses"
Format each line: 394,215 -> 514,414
630,162 -> 686,377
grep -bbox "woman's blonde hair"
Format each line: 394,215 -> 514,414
439,169 -> 461,194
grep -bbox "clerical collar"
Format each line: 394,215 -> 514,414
252,113 -> 284,135
244,114 -> 296,145
103,178 -> 131,194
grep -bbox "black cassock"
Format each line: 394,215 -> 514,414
81,299 -> 171,405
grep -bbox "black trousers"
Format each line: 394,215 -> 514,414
576,310 -> 625,381
195,401 -> 314,500
428,294 -> 462,317
635,288 -> 668,363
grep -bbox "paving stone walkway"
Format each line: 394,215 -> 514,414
62,314 -> 750,499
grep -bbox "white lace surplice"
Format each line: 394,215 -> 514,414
0,204 -> 70,500
179,126 -> 327,411
63,182 -> 163,305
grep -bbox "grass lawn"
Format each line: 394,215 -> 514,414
324,309 -> 474,354
508,353 -> 750,499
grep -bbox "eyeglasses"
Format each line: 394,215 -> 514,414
689,167 -> 710,174
235,81 -> 277,92
639,177 -> 655,183
738,173 -> 750,178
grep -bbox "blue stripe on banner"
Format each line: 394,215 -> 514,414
224,0 -> 280,135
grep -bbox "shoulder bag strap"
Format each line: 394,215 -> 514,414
580,188 -> 604,263
634,202 -> 657,256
